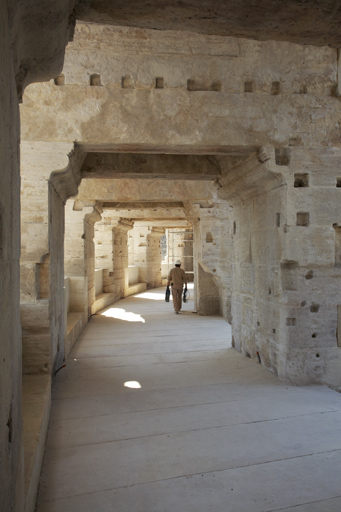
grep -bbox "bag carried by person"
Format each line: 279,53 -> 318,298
165,286 -> 170,302
183,287 -> 188,303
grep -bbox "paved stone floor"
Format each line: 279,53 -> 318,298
36,287 -> 341,511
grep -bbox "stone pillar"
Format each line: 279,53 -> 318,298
277,147 -> 341,387
218,147 -> 287,374
133,224 -> 164,289
215,145 -> 341,387
65,199 -> 102,322
128,229 -> 135,266
94,213 -> 115,272
20,141 -> 81,374
194,203 -> 232,318
101,218 -> 134,300
83,207 -> 103,316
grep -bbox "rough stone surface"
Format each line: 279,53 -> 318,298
1,1 -> 77,511
3,7 -> 341,512
0,3 -> 24,510
19,22 -> 341,388
21,24 -> 339,149
76,0 -> 341,48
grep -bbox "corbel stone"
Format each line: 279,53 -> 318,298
217,146 -> 285,205
50,146 -> 85,203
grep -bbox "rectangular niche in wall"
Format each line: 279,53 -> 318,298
296,212 -> 309,226
294,174 -> 309,187
271,81 -> 281,95
244,81 -> 253,92
275,148 -> 291,166
90,74 -> 102,86
333,224 -> 341,267
122,76 -> 134,89
155,77 -> 164,89
337,305 -> 341,347
281,261 -> 298,291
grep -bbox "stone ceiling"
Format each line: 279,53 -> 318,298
76,0 -> 341,48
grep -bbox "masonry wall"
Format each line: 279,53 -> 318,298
49,183 -> 66,374
20,142 -> 74,373
282,148 -> 341,387
21,23 -> 339,150
230,183 -> 287,375
132,225 -> 164,289
197,205 -> 233,319
19,22 -> 341,390
229,148 -> 341,387
0,2 -> 24,508
94,216 -> 114,272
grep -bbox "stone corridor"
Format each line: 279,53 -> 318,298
35,288 -> 341,512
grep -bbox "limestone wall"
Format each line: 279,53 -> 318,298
1,1 -> 77,510
94,216 -> 115,272
18,22 -> 341,391
0,3 -> 24,509
225,147 -> 341,387
282,148 -> 341,386
132,224 -> 164,289
230,182 -> 287,376
20,142 -> 74,374
196,205 -> 233,319
21,23 -> 340,150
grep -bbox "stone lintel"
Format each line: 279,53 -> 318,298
81,153 -> 223,180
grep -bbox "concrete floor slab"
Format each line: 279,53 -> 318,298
36,288 -> 341,511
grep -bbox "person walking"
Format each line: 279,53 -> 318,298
167,260 -> 188,314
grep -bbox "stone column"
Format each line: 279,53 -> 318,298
20,141 -> 82,374
133,224 -> 164,289
94,213 -> 115,272
101,218 -> 134,301
65,199 -> 102,327
82,207 -> 103,316
196,203 -> 233,319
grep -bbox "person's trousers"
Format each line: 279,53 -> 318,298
171,285 -> 183,312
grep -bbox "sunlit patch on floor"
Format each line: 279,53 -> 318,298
124,381 -> 142,389
101,308 -> 145,323
136,292 -> 165,300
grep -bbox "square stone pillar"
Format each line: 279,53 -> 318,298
65,200 -> 102,321
133,224 -> 165,289
100,218 -> 134,300
20,141 -> 81,374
